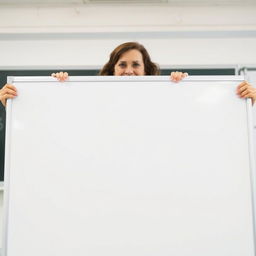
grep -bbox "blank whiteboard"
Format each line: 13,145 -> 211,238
3,76 -> 256,256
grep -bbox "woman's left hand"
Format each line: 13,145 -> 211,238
237,81 -> 256,105
170,71 -> 188,82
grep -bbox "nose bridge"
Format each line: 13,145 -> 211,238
125,63 -> 134,74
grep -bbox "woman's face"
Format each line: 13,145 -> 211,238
114,49 -> 145,76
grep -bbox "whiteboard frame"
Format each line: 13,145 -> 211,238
247,98 -> 256,256
3,75 -> 245,83
2,75 -> 256,256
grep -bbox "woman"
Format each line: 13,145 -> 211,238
51,42 -> 187,81
0,42 -> 255,106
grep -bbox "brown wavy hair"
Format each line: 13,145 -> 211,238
99,42 -> 160,76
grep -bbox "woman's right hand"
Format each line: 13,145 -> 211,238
51,72 -> 69,82
0,84 -> 18,107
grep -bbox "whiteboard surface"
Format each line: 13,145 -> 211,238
3,76 -> 256,256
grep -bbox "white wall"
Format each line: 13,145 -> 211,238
0,4 -> 256,68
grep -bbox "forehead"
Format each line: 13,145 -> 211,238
118,49 -> 143,61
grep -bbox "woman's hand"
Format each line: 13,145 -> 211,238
170,71 -> 188,82
0,84 -> 18,107
237,81 -> 256,105
51,72 -> 69,82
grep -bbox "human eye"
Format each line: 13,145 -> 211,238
133,62 -> 140,67
118,62 -> 126,68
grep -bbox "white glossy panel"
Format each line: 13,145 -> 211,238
3,76 -> 255,256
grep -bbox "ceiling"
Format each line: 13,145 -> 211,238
0,0 -> 255,5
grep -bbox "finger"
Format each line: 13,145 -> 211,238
238,88 -> 248,97
170,72 -> 187,82
51,73 -> 56,77
240,90 -> 256,98
0,93 -> 16,107
59,72 -> 68,82
55,72 -> 68,82
236,82 -> 254,96
2,93 -> 16,99
237,81 -> 247,89
174,72 -> 185,82
55,72 -> 61,79
170,72 -> 175,78
2,84 -> 17,92
170,72 -> 177,82
238,86 -> 256,97
237,81 -> 251,89
1,88 -> 18,96
239,92 -> 255,99
63,72 -> 69,80
176,72 -> 184,81
0,88 -> 17,97
0,94 -> 15,105
171,71 -> 180,82
237,84 -> 248,93
237,86 -> 255,98
238,86 -> 254,97
55,72 -> 64,81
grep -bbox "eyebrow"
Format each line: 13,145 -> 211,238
119,60 -> 141,63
